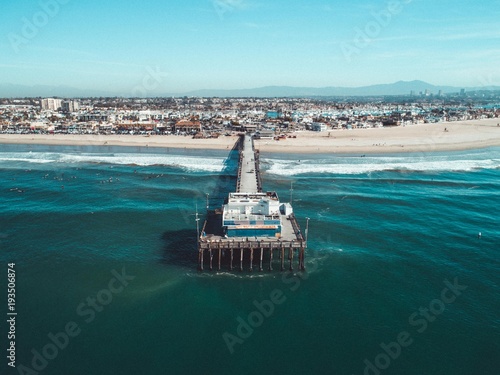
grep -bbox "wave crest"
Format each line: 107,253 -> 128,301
0,152 -> 225,172
264,156 -> 500,176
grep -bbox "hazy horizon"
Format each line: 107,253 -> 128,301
3,79 -> 500,99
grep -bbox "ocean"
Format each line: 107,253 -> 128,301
1,143 -> 499,375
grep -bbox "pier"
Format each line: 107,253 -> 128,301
198,134 -> 306,272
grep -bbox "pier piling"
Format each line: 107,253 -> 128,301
259,247 -> 263,272
250,248 -> 254,272
269,246 -> 273,271
240,248 -> 243,272
280,245 -> 285,271
209,248 -> 213,271
230,248 -> 234,271
218,246 -> 222,271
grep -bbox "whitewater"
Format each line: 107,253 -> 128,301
1,144 -> 499,175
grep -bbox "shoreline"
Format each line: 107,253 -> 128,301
1,119 -> 499,155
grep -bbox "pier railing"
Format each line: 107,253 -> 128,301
289,214 -> 305,242
254,149 -> 263,193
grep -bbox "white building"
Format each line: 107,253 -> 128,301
41,98 -> 62,111
222,192 -> 290,237
311,122 -> 328,131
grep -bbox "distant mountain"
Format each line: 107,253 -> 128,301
1,80 -> 499,98
184,81 -> 499,97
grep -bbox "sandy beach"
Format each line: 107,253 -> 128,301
257,118 -> 500,154
1,118 -> 499,154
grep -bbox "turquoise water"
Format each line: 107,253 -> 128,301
0,144 -> 499,375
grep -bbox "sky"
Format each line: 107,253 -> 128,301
0,0 -> 499,95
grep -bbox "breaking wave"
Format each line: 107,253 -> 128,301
0,152 -> 225,172
263,152 -> 500,176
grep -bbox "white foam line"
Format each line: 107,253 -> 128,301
263,157 -> 500,176
0,152 -> 226,172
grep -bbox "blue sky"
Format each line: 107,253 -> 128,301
1,0 -> 499,94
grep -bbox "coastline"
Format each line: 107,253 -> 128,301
1,118 -> 499,155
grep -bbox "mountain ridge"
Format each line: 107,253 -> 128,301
1,80 -> 499,98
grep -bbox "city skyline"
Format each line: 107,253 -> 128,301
1,0 -> 499,96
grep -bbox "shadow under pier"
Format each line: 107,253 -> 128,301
160,229 -> 198,268
160,136 -> 243,269
206,135 -> 243,210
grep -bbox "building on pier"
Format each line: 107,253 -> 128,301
223,192 -> 283,237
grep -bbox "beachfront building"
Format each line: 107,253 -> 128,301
311,122 -> 328,131
174,119 -> 202,133
29,121 -> 50,131
78,113 -> 110,122
254,130 -> 274,139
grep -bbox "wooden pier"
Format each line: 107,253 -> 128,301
198,134 -> 306,272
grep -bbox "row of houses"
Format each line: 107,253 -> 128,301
0,118 -> 203,135
1,97 -> 499,135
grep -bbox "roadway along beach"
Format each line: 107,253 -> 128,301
1,118 -> 499,154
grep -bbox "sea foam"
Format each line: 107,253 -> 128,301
263,154 -> 500,176
0,152 -> 226,172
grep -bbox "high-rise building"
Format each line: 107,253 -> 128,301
41,98 -> 63,111
61,100 -> 80,113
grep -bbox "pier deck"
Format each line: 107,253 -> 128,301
237,134 -> 259,193
198,135 -> 306,272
